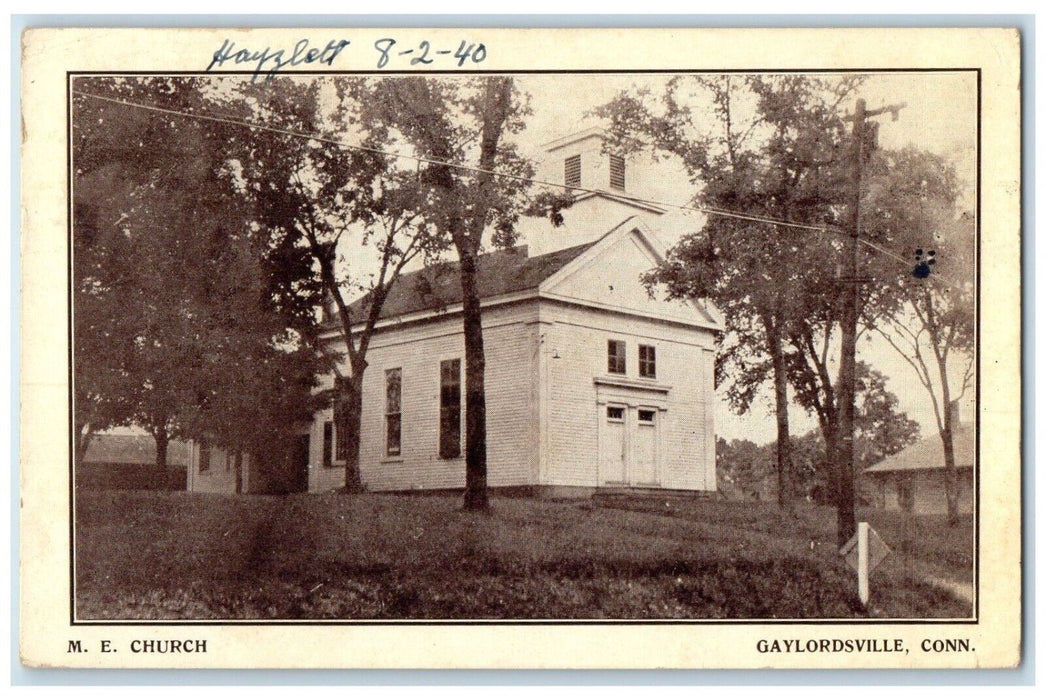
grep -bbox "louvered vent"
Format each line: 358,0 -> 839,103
609,154 -> 626,190
564,154 -> 581,188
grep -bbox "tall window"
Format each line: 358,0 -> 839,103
440,359 -> 462,459
608,340 -> 626,374
333,377 -> 349,461
385,368 -> 402,457
323,421 -> 333,467
199,440 -> 211,472
564,154 -> 581,188
639,344 -> 657,378
609,154 -> 626,190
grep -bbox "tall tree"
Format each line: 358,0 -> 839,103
602,75 -> 860,508
218,77 -> 449,492
73,76 -> 220,475
73,77 -> 321,479
178,211 -> 321,494
865,148 -> 975,524
72,165 -> 137,465
362,77 -> 534,510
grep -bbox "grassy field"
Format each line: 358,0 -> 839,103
74,490 -> 973,620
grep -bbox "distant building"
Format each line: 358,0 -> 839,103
77,433 -> 189,491
863,414 -> 975,515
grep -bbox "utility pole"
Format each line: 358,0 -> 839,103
836,98 -> 905,547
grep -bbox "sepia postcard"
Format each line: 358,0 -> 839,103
19,25 -> 1021,669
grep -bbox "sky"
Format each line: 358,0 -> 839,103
506,71 -> 979,444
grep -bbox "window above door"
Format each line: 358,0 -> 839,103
607,339 -> 626,374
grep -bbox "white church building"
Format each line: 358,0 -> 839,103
185,130 -> 723,495
307,129 -> 722,495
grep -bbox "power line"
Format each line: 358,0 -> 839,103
72,89 -> 963,291
857,237 -> 964,291
73,89 -> 838,236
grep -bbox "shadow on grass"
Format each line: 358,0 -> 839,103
74,491 -> 974,621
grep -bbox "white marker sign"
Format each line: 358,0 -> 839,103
839,522 -> 890,605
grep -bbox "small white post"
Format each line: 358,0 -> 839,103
857,521 -> 870,605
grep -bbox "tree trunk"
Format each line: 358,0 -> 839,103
941,417 -> 960,525
338,374 -> 366,493
835,339 -> 859,549
768,330 -> 791,507
935,357 -> 960,526
459,250 -> 489,511
234,451 -> 244,495
823,429 -> 839,509
153,429 -> 169,490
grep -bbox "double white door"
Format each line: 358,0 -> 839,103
600,404 -> 659,486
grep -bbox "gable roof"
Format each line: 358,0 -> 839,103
864,424 -> 975,474
570,190 -> 667,215
82,434 -> 190,467
538,216 -> 724,330
344,241 -> 595,323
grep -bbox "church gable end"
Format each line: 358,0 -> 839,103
540,223 -> 718,329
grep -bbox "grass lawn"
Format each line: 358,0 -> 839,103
75,490 -> 973,620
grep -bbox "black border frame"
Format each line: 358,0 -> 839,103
66,66 -> 983,628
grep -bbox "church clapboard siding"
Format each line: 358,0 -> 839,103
311,217 -> 722,495
311,303 -> 542,492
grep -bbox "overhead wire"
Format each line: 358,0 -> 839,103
72,89 -> 966,292
72,89 -> 838,235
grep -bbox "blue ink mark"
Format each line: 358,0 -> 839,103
411,40 -> 434,65
374,38 -> 396,68
912,247 -> 936,279
370,37 -> 487,68
207,38 -> 350,81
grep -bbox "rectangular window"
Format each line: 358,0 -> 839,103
333,377 -> 349,461
607,406 -> 625,422
439,359 -> 462,459
198,440 -> 210,472
638,409 -> 657,424
609,154 -> 626,190
639,344 -> 657,378
608,340 -> 626,374
385,368 -> 402,457
564,154 -> 581,188
323,421 -> 333,467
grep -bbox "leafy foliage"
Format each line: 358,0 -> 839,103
72,77 -> 321,476
718,362 -> 919,502
599,75 -> 862,505
862,147 -> 975,523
